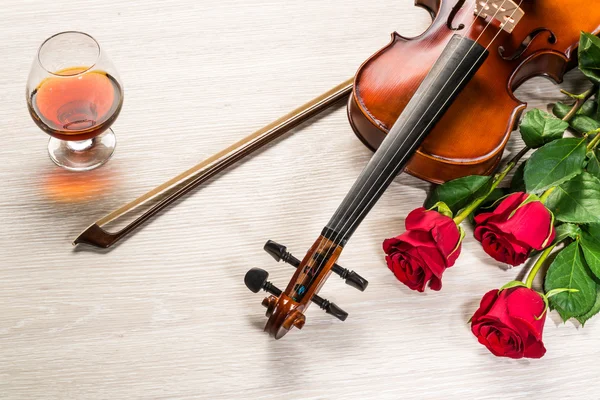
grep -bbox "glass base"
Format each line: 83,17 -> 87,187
48,129 -> 116,172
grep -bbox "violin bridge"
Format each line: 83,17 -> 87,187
474,0 -> 524,34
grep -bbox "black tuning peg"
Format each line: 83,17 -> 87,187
245,267 -> 282,296
264,240 -> 301,266
264,240 -> 369,292
312,297 -> 348,321
244,267 -> 348,322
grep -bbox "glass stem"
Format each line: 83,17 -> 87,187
67,139 -> 94,152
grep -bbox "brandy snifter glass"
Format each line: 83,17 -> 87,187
26,31 -> 124,171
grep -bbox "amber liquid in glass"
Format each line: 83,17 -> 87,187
28,67 -> 123,141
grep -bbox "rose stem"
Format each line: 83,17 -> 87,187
561,87 -> 596,122
585,128 -> 600,151
525,243 -> 557,288
452,88 -> 596,225
453,146 -> 530,224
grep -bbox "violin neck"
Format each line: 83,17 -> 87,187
324,34 -> 489,245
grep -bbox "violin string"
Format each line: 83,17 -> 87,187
329,0 -> 523,250
301,0 -> 503,298
304,0 -> 503,296
325,0 -> 495,230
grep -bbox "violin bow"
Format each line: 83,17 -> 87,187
74,78 -> 354,248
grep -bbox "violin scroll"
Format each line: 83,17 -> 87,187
245,238 -> 367,338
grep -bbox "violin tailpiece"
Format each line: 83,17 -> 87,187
475,0 -> 524,33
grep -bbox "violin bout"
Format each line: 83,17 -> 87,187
349,0 -> 600,184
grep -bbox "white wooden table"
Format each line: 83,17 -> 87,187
1,1 -> 598,399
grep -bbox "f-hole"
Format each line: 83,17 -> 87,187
447,0 -> 466,31
499,28 -> 557,61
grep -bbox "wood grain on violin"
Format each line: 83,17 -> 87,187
349,0 -> 600,183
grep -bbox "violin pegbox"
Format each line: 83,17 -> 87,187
475,0 -> 524,33
263,240 -> 368,291
244,239 -> 369,338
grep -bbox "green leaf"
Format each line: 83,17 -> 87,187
552,101 -> 571,119
424,175 -> 491,214
577,286 -> 600,326
520,109 -> 568,148
596,87 -> 600,121
580,225 -> 600,280
554,223 -> 582,244
573,116 -> 600,135
581,99 -> 599,118
579,32 -> 600,85
546,288 -> 580,298
545,172 -> 600,224
510,161 -> 526,193
552,101 -> 600,135
552,99 -> 598,119
524,138 -> 587,193
586,150 -> 600,178
545,241 -> 596,321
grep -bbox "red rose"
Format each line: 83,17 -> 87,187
382,207 -> 462,292
471,287 -> 547,359
474,192 -> 555,266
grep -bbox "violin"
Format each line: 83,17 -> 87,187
245,0 -> 600,339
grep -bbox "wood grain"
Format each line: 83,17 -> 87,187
0,1 -> 598,399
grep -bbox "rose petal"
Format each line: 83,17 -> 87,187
491,201 -> 555,250
384,207 -> 461,293
477,324 -> 523,358
429,276 -> 442,291
471,290 -> 499,325
430,219 -> 462,256
480,230 -> 530,266
477,290 -> 525,334
522,335 -> 547,359
405,208 -> 445,231
474,192 -> 529,226
505,287 -> 546,340
398,230 -> 440,250
416,246 -> 447,276
385,250 -> 429,292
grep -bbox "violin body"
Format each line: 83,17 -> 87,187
350,0 -> 600,183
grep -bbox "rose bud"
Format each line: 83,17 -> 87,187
471,286 -> 547,359
382,207 -> 463,292
474,192 -> 555,266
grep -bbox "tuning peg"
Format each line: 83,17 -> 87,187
264,240 -> 300,266
312,296 -> 348,321
333,267 -> 369,292
244,267 -> 348,321
244,268 -> 282,296
264,240 -> 369,291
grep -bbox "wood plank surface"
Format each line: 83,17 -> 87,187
0,1 -> 598,398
